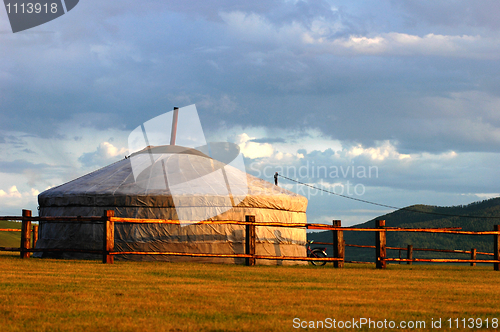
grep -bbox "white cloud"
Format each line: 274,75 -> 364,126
0,186 -> 22,198
473,193 -> 500,200
318,32 -> 500,58
219,11 -> 500,59
237,133 -> 274,159
78,141 -> 128,167
324,33 -> 491,58
0,185 -> 41,213
307,212 -> 386,227
345,141 -> 411,161
99,141 -> 128,158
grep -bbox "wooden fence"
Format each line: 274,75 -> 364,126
334,243 -> 492,267
2,210 -> 500,269
0,209 -> 343,265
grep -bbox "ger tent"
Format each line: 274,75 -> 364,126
35,145 -> 308,264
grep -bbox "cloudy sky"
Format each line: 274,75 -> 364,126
1,0 -> 500,225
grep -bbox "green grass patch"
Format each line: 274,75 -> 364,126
0,220 -> 21,248
1,257 -> 500,331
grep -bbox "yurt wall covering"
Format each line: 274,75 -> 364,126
36,149 -> 308,265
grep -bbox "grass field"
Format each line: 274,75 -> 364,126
1,254 -> 500,331
0,220 -> 21,248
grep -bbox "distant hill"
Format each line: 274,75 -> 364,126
308,197 -> 500,263
0,220 -> 21,248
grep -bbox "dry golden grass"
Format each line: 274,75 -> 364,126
1,254 -> 500,331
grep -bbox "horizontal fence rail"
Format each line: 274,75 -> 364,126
384,258 -> 500,264
109,251 -> 343,262
2,210 -> 500,270
316,243 -> 494,256
0,247 -> 22,251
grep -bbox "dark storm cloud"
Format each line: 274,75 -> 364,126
0,160 -> 50,174
392,0 -> 500,30
159,0 -> 347,31
1,0 -> 500,155
249,137 -> 286,144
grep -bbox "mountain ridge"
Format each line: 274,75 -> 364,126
308,197 -> 500,262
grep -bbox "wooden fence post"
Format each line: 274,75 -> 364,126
245,215 -> 256,266
103,210 -> 115,264
332,220 -> 344,268
375,220 -> 386,269
470,248 -> 476,267
407,244 -> 413,265
32,225 -> 39,250
494,225 -> 500,271
21,209 -> 32,259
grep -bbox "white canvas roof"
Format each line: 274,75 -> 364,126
39,146 -> 307,216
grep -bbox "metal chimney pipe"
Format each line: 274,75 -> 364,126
170,107 -> 179,145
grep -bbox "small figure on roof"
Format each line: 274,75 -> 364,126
274,172 -> 278,186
